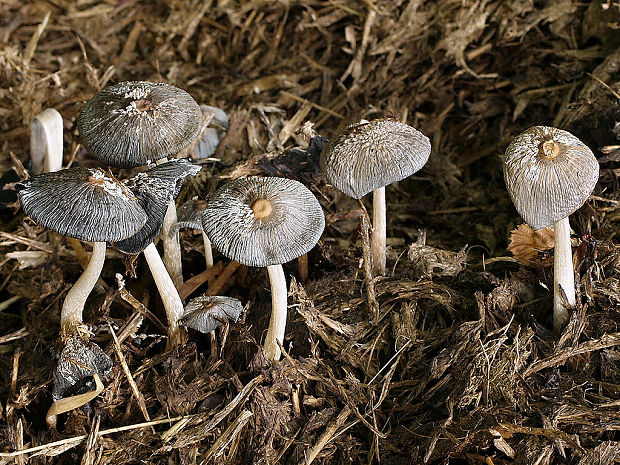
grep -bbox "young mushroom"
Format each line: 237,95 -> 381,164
504,126 -> 599,333
16,167 -> 147,334
180,295 -> 244,334
202,177 -> 325,361
77,80 -> 203,288
30,108 -> 63,174
320,118 -> 431,275
114,159 -> 201,348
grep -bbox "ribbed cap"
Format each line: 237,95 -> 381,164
171,197 -> 207,236
320,119 -> 431,198
504,126 -> 599,230
180,295 -> 244,333
202,177 -> 325,267
77,81 -> 202,168
114,159 -> 201,254
16,167 -> 146,242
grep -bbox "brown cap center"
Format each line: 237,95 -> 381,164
134,98 -> 152,112
252,198 -> 273,219
538,140 -> 561,160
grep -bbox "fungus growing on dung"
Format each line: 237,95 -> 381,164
77,80 -> 203,288
180,295 -> 244,334
115,159 -> 201,347
320,118 -> 431,275
202,176 -> 325,360
504,126 -> 599,333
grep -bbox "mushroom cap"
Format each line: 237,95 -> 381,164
504,126 -> 599,230
77,81 -> 203,168
16,167 -> 146,242
320,119 -> 431,198
202,177 -> 325,267
114,159 -> 201,254
180,295 -> 244,333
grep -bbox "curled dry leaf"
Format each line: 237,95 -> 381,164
507,223 -> 555,267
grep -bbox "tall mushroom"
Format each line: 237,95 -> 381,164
16,167 -> 147,334
320,118 -> 431,275
114,159 -> 201,348
77,80 -> 203,288
202,177 -> 325,361
504,126 -> 599,333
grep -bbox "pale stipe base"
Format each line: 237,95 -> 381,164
553,217 -> 575,333
143,242 -> 187,348
263,264 -> 287,361
61,241 -> 106,331
371,186 -> 386,275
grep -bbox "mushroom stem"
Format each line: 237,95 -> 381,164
60,241 -> 106,332
553,217 -> 575,333
143,242 -> 187,348
156,157 -> 184,289
370,186 -> 387,275
263,264 -> 287,361
30,108 -> 63,175
202,231 -> 213,269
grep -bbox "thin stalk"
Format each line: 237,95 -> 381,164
143,243 -> 187,348
263,264 -> 287,361
155,157 -> 183,288
553,217 -> 575,333
60,241 -> 106,332
370,186 -> 386,275
202,231 -> 213,269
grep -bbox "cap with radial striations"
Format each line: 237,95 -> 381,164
77,81 -> 203,168
114,159 -> 201,254
504,126 -> 599,230
16,167 -> 147,242
320,118 -> 431,199
202,177 -> 325,267
180,295 -> 244,333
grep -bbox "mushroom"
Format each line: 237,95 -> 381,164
202,177 -> 325,361
115,159 -> 201,348
504,126 -> 599,333
320,118 -> 431,275
77,80 -> 203,288
180,295 -> 244,333
30,108 -> 63,175
16,167 -> 147,334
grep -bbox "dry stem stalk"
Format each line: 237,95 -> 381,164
264,264 -> 287,361
553,217 -> 575,333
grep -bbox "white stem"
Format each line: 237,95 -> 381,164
202,231 -> 213,269
30,108 -> 63,174
143,243 -> 187,348
61,241 -> 106,331
263,264 -> 287,361
162,200 -> 184,288
155,157 -> 184,289
553,217 -> 575,333
371,186 -> 387,275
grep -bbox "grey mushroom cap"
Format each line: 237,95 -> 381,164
114,159 -> 201,254
180,295 -> 244,333
16,167 -> 147,242
320,119 -> 431,199
202,177 -> 325,267
53,335 -> 113,400
77,81 -> 203,168
504,126 -> 599,230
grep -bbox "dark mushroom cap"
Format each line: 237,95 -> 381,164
504,126 -> 599,230
114,159 -> 201,254
77,81 -> 202,168
16,167 -> 146,242
180,295 -> 244,333
202,177 -> 325,267
320,119 -> 431,199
